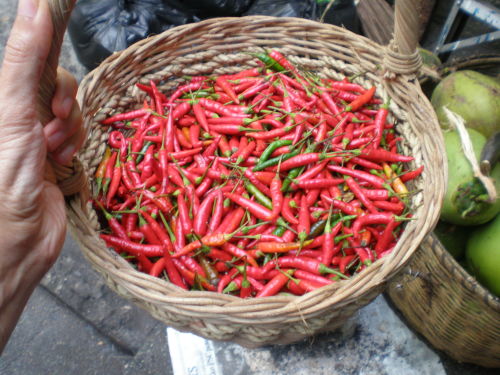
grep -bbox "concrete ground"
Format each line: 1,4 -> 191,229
0,1 -> 499,374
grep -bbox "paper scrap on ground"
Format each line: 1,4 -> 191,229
167,296 -> 445,375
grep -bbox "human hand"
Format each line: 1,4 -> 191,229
0,0 -> 83,351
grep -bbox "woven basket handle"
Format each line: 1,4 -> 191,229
38,0 -> 85,197
385,0 -> 423,74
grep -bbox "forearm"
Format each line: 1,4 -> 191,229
0,277 -> 38,353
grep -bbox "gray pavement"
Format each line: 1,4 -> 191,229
0,1 -> 499,375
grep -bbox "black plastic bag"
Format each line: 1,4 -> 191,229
68,0 -> 359,72
243,0 -> 318,19
182,0 -> 255,18
68,0 -> 201,71
318,0 -> 361,34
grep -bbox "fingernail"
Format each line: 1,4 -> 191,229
18,0 -> 39,18
61,97 -> 74,120
47,130 -> 65,152
57,144 -> 76,165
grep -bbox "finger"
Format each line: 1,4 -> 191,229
50,111 -> 86,166
44,100 -> 82,152
51,67 -> 78,120
0,0 -> 53,106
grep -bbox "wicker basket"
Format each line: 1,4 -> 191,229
387,56 -> 500,368
387,234 -> 500,367
40,0 -> 446,348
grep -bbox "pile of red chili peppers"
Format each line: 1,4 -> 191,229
94,50 -> 423,298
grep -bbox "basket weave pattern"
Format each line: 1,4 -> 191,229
52,14 -> 447,347
387,234 -> 500,367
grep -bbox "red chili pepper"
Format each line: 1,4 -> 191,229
276,153 -> 335,172
268,174 -> 283,221
255,241 -> 311,253
358,188 -> 390,201
217,268 -> 239,293
297,195 -> 311,243
141,211 -> 174,253
351,212 -> 395,235
149,258 -> 166,277
222,243 -> 259,268
321,215 -> 342,266
100,234 -> 164,257
94,147 -> 112,196
345,86 -> 376,112
359,148 -> 414,163
400,165 -> 424,182
246,126 -> 290,140
102,151 -> 118,196
141,191 -> 172,214
224,192 -> 273,221
345,177 -> 379,214
281,194 -> 298,225
294,270 -> 334,286
337,255 -> 356,274
355,247 -> 374,266
244,168 -> 271,197
256,269 -> 293,297
214,204 -> 244,234
216,76 -> 240,104
289,278 -> 325,293
238,81 -> 270,102
176,128 -> 193,149
371,101 -> 389,148
172,101 -> 192,120
97,202 -> 128,240
102,108 -> 148,125
106,154 -> 122,207
294,178 -> 344,190
268,50 -> 303,79
134,253 -> 152,274
327,165 -> 385,189
168,81 -> 204,104
205,247 -> 233,262
138,215 -> 162,245
124,213 -> 138,234
222,67 -> 262,80
193,192 -> 217,237
120,164 -> 135,191
177,192 -> 193,235
180,256 -> 207,278
320,91 -> 342,116
192,101 -> 210,132
328,80 -> 367,93
372,200 -> 405,214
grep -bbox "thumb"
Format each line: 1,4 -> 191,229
0,0 -> 53,117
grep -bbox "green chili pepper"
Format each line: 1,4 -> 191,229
259,139 -> 293,165
245,182 -> 272,210
281,166 -> 304,192
252,149 -> 300,172
272,225 -> 287,237
254,52 -> 286,72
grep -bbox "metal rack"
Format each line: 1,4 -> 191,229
433,0 -> 500,54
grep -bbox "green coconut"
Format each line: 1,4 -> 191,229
440,128 -> 500,226
418,47 -> 441,69
431,70 -> 500,139
466,213 -> 500,297
433,220 -> 469,260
